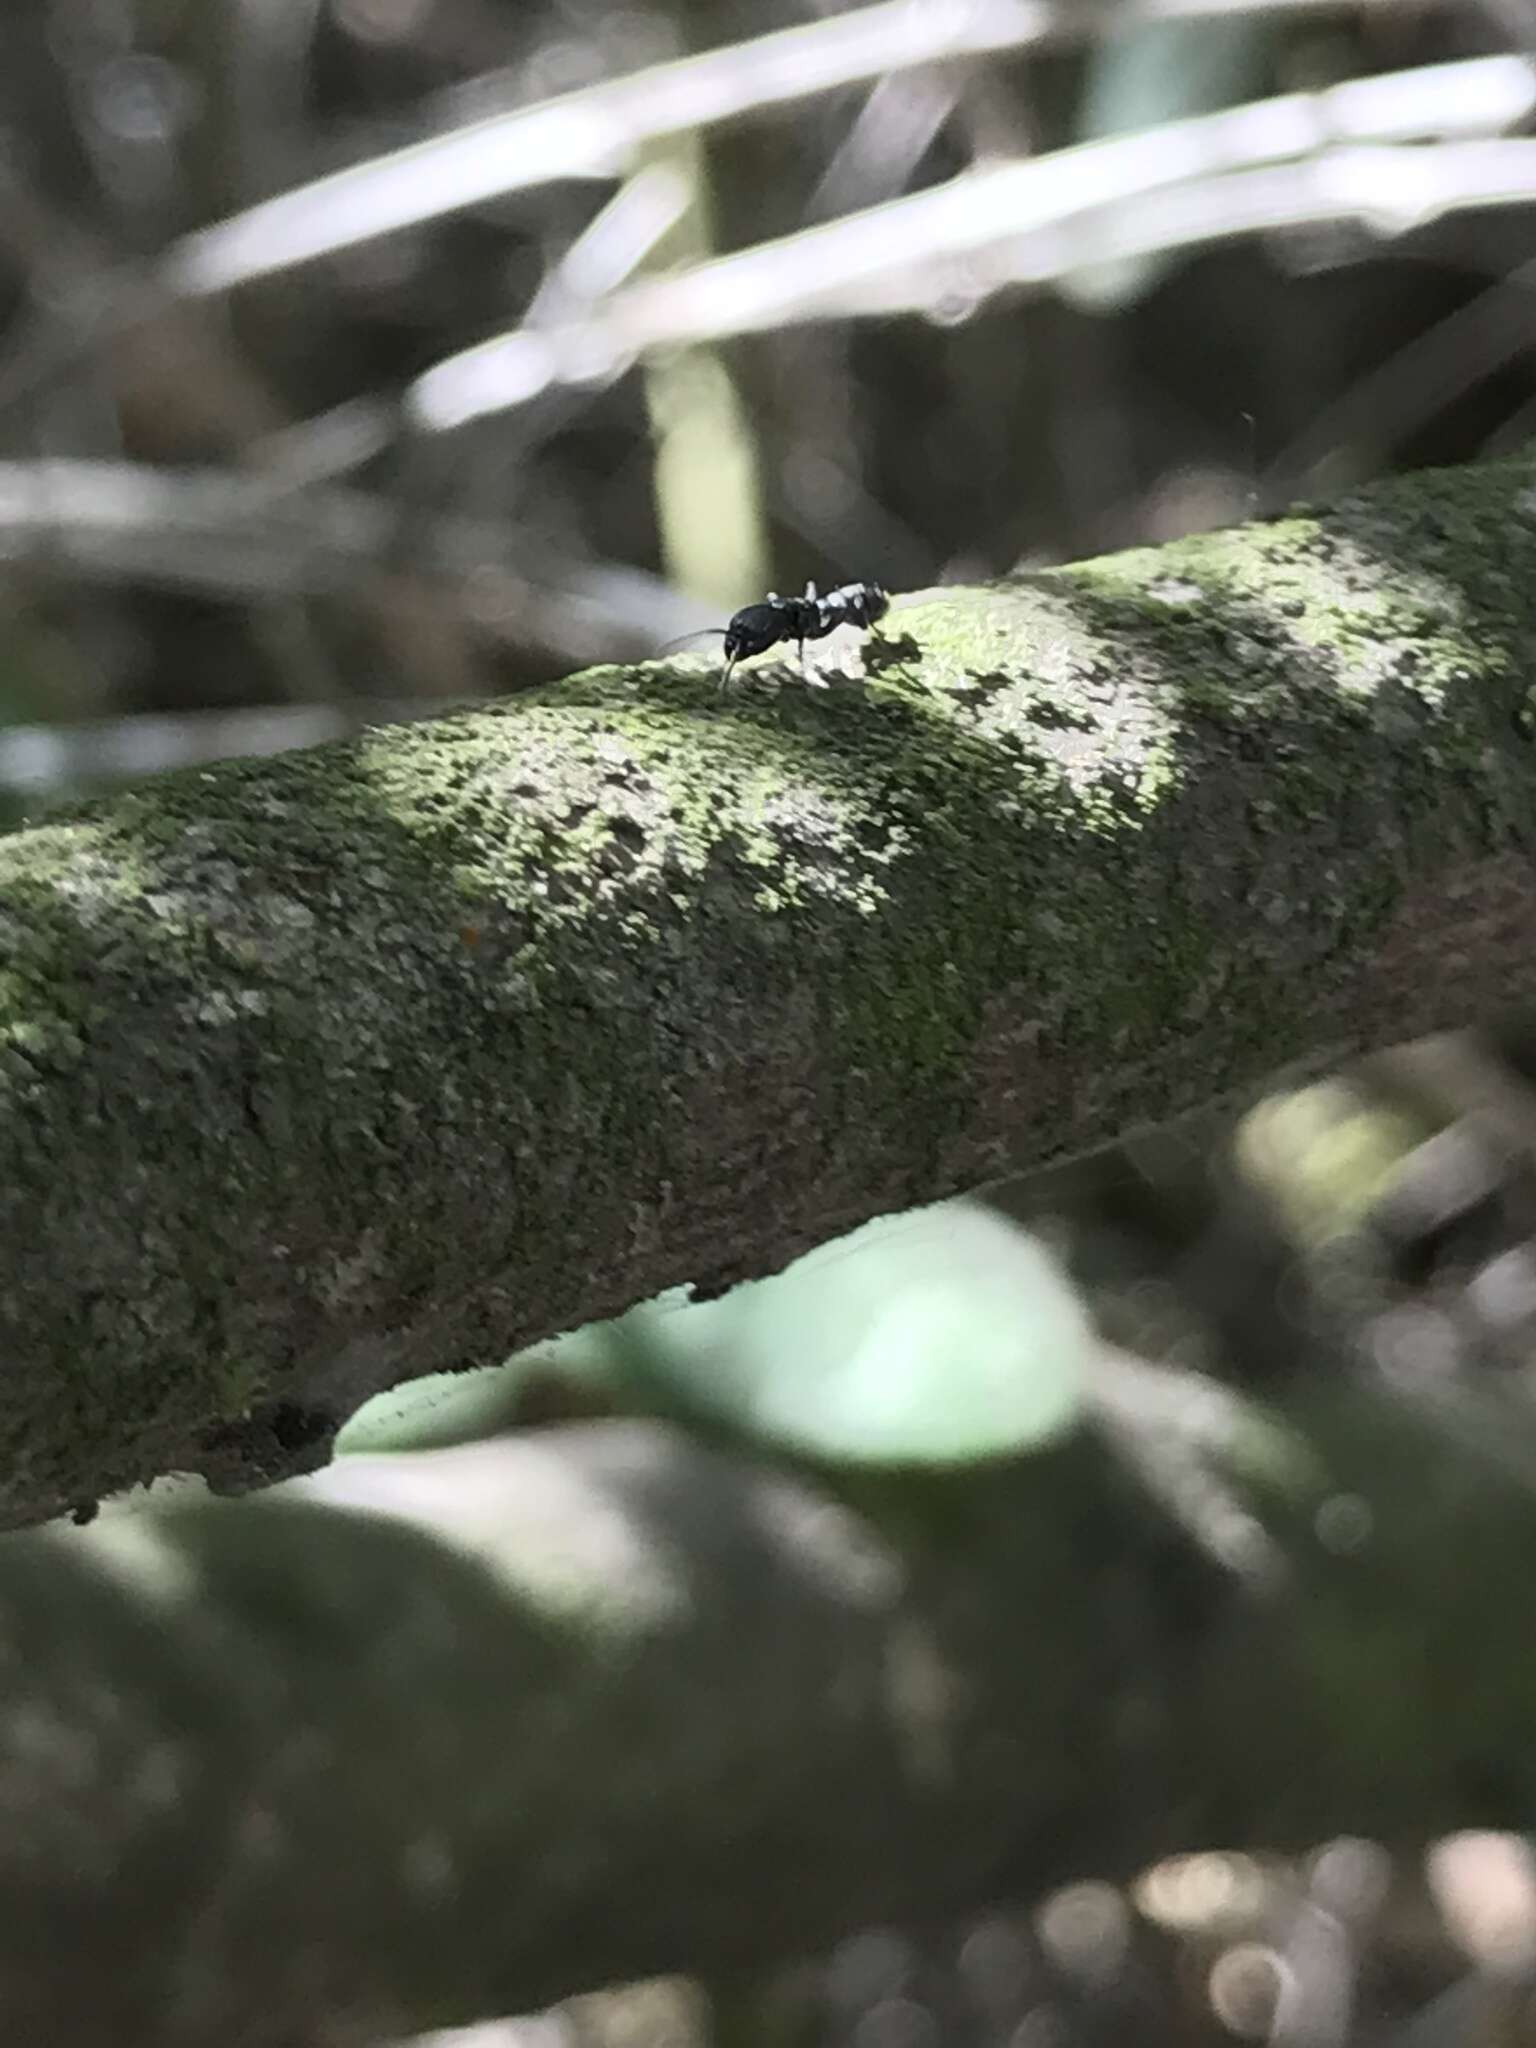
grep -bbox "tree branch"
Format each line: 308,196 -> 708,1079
4,455 -> 1536,1523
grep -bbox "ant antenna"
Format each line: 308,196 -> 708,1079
656,626 -> 727,658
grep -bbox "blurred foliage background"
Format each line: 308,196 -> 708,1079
6,0 -> 1536,802
12,0 -> 1536,2044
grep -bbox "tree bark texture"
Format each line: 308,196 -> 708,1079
5,457 -> 1536,1522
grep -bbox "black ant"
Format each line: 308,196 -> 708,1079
664,580 -> 890,690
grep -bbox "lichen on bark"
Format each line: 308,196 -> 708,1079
3,455 -> 1536,1524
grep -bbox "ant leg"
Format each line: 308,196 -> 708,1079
800,635 -> 830,690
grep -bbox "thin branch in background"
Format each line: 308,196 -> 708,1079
0,458 -> 708,659
1036,133 -> 1536,278
217,166 -> 708,501
637,129 -> 771,611
403,58 -> 1536,433
161,0 -> 1384,303
773,444 -> 937,592
1262,257 -> 1536,503
802,69 -> 965,223
525,162 -> 694,324
1480,379 -> 1536,460
248,398 -> 401,490
1086,1344 -> 1287,1587
289,167 -> 703,649
0,700 -> 430,797
0,459 -> 385,600
0,117 -> 492,706
0,0 -> 1519,747
1062,8 -> 1279,313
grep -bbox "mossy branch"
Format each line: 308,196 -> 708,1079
5,457 -> 1536,1522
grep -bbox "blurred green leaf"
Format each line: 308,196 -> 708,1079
605,1199 -> 1092,1467
335,1325 -> 617,1455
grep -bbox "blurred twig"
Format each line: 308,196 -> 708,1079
405,58 -> 1536,431
1263,258 -> 1536,503
0,700 -> 427,797
0,458 -> 705,659
638,133 -> 770,611
164,0 -> 1386,303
